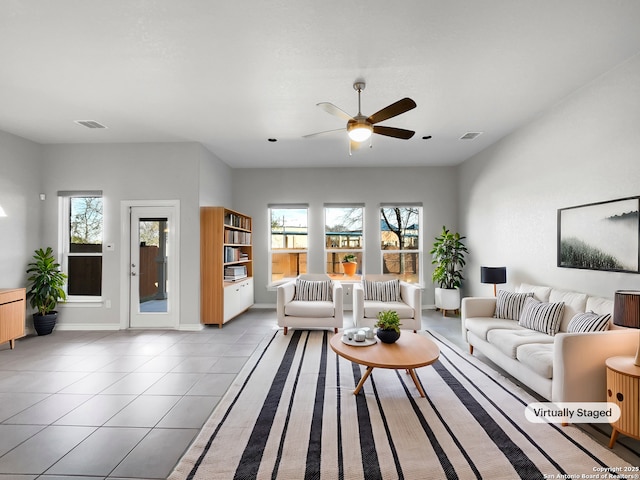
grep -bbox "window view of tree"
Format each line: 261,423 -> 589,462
380,206 -> 421,283
270,207 -> 308,283
325,206 -> 363,277
66,196 -> 103,296
138,221 -> 160,247
70,197 -> 103,251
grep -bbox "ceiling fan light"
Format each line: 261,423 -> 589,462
347,124 -> 373,142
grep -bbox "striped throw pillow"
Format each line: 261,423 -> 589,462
518,297 -> 565,335
363,279 -> 400,302
294,279 -> 333,301
495,290 -> 533,320
567,312 -> 611,333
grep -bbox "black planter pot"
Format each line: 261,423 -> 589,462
376,328 -> 400,344
33,312 -> 58,336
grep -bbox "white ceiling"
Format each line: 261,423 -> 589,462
1,1 -> 640,169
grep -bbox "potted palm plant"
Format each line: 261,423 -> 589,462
342,253 -> 357,276
430,226 -> 468,315
375,310 -> 401,344
26,247 -> 67,335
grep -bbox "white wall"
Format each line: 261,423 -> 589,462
232,166 -> 458,305
0,130 -> 43,288
459,54 -> 640,299
40,142 -> 226,329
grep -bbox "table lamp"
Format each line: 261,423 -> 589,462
480,266 -> 507,296
613,290 -> 640,366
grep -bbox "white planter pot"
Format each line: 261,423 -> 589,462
434,287 -> 461,311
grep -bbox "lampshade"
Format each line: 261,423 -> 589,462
613,290 -> 640,366
480,266 -> 507,285
480,266 -> 506,296
347,123 -> 373,142
613,290 -> 640,328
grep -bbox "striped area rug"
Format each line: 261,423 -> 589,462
169,330 -> 632,480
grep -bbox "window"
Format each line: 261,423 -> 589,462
380,205 -> 422,284
59,191 -> 103,298
325,205 -> 363,279
269,206 -> 308,283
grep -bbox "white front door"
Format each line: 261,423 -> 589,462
129,206 -> 178,328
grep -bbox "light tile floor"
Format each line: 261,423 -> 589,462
0,309 -> 278,480
0,309 -> 637,479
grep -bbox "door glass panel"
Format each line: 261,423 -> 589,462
138,217 -> 168,313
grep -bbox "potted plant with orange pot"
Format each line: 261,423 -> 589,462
342,253 -> 357,276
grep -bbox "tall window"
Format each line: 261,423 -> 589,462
325,205 -> 363,279
380,205 -> 422,284
59,192 -> 103,298
269,206 -> 308,284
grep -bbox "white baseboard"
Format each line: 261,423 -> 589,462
54,323 -> 121,331
177,324 -> 205,331
53,323 -> 204,331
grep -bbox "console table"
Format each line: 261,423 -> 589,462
0,288 -> 26,349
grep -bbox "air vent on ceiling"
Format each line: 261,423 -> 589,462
74,120 -> 107,129
460,132 -> 483,140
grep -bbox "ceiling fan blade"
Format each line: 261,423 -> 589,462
317,102 -> 354,122
373,125 -> 415,140
367,98 -> 417,125
303,128 -> 345,138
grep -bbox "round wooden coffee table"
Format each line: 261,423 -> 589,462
329,332 -> 440,396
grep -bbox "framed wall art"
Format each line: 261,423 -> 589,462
557,196 -> 640,273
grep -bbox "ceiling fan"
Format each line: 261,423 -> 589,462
304,81 -> 417,152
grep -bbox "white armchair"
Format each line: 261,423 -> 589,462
277,274 -> 343,335
353,274 -> 422,332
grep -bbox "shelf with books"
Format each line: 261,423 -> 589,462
201,207 -> 254,327
224,229 -> 252,245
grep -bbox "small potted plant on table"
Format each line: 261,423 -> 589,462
26,247 -> 67,336
375,310 -> 401,344
342,253 -> 357,276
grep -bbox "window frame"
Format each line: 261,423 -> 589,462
324,204 -> 364,280
268,204 -> 309,286
379,204 -> 423,286
58,191 -> 104,302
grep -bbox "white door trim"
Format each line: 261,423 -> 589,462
120,199 -> 181,329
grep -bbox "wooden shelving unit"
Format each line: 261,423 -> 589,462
201,207 -> 254,327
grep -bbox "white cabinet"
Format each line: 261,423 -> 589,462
223,278 -> 254,322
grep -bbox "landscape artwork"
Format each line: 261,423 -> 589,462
558,197 -> 640,273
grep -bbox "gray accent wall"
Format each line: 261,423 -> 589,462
458,53 -> 640,299
231,166 -> 459,306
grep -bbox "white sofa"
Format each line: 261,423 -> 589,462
353,274 -> 422,332
461,283 -> 637,404
277,274 -> 343,335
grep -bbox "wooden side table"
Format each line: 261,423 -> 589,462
0,288 -> 26,349
606,355 -> 640,448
